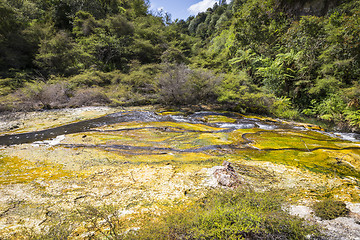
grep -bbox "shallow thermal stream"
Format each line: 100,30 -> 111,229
0,111 -> 160,145
0,109 -> 360,238
0,110 -> 359,150
1,110 -> 360,181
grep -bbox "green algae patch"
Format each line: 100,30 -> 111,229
202,115 -> 237,123
221,157 -> 360,202
231,148 -> 360,179
120,152 -> 222,168
157,111 -> 184,116
62,120 -> 233,151
96,121 -> 224,132
64,129 -> 232,150
229,128 -> 264,144
239,113 -> 325,132
286,121 -> 325,131
245,130 -> 359,150
72,148 -> 223,170
0,155 -> 74,184
64,130 -> 180,147
238,113 -> 279,122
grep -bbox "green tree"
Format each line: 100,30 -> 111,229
35,31 -> 83,76
130,0 -> 149,17
258,50 -> 307,99
0,1 -> 30,72
217,71 -> 271,113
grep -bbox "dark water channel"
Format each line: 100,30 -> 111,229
0,111 -> 359,146
0,111 -> 160,145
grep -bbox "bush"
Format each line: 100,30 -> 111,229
345,110 -> 360,129
312,199 -> 349,220
19,205 -> 123,240
217,72 -> 273,114
13,190 -> 321,239
24,217 -> 75,240
68,88 -> 111,107
120,64 -> 160,94
67,70 -> 121,88
17,82 -> 71,109
75,204 -> 126,240
271,97 -> 300,119
157,63 -> 221,105
133,189 -> 321,239
161,47 -> 189,64
0,102 -> 12,112
106,64 -> 161,105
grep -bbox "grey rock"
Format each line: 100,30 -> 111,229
213,161 -> 242,188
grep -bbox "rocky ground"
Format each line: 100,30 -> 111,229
0,107 -> 359,239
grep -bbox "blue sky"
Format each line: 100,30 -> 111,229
149,0 -> 222,20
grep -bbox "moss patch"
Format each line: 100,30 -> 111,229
0,155 -> 75,184
202,115 -> 237,123
230,149 -> 360,178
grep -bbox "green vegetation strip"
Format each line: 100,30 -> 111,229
20,189 -> 323,239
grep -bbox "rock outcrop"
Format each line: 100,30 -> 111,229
213,161 -> 242,188
276,0 -> 342,17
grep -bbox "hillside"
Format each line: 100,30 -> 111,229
0,0 -> 359,131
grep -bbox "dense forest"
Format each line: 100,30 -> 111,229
0,0 -> 359,131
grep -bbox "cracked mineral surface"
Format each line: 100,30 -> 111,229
0,106 -> 359,238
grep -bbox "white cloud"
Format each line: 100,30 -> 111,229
188,0 -> 218,15
157,7 -> 165,12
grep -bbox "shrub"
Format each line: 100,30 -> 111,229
0,71 -> 33,96
157,63 -> 221,105
161,47 -> 189,64
75,204 -> 126,240
106,64 -> 161,105
67,70 -> 120,88
345,110 -> 360,129
132,189 -> 321,239
0,83 -> 12,96
17,82 -> 70,109
120,64 -> 160,94
157,63 -> 191,105
312,199 -> 349,220
25,218 -> 75,240
271,96 -> 300,119
16,205 -> 128,240
217,72 -> 273,114
316,94 -> 347,122
68,88 -> 111,107
0,102 -> 12,112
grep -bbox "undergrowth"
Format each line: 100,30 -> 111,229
14,189 -> 323,239
312,199 -> 349,220
130,189 -> 322,240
